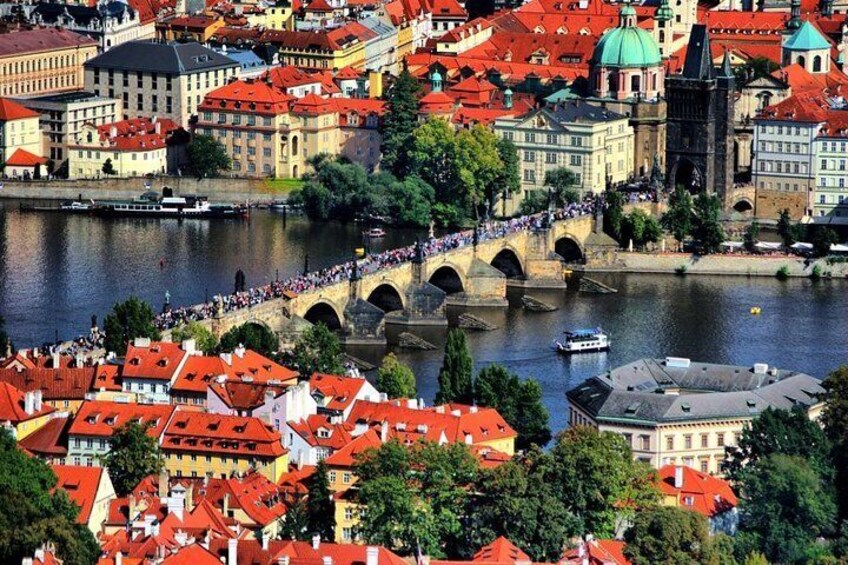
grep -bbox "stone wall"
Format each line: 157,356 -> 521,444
592,251 -> 848,277
755,187 -> 809,220
0,176 -> 283,203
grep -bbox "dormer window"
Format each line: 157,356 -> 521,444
317,427 -> 331,439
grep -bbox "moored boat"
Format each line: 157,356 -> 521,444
364,227 -> 387,238
95,188 -> 247,219
554,328 -> 610,354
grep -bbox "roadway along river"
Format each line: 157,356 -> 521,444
2,201 -> 847,433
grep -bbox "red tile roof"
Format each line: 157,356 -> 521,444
171,355 -> 227,394
332,97 -> 387,127
278,463 -> 317,493
5,148 -> 48,167
324,428 -> 382,468
200,78 -> 295,115
562,539 -> 631,565
757,92 -> 831,122
431,0 -> 467,19
19,416 -> 69,457
438,17 -> 492,43
289,414 -> 354,450
0,381 -> 55,424
0,366 -> 96,401
205,539 -> 409,565
657,465 -> 738,518
0,98 -> 40,121
305,0 -> 334,12
162,412 -> 286,458
335,66 -> 362,80
209,380 -> 291,411
51,464 -> 105,524
68,400 -> 176,438
200,472 -> 288,526
292,92 -> 335,115
310,373 -> 373,413
266,66 -> 325,89
0,27 -> 97,57
474,537 -> 530,563
419,90 -> 456,113
122,341 -> 188,382
161,544 -> 222,565
94,364 -> 123,392
460,32 -> 596,68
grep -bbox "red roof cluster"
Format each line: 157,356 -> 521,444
0,98 -> 40,121
122,341 -> 188,382
68,400 -> 176,438
657,465 -> 738,519
51,464 -> 106,524
162,411 -> 287,458
200,78 -> 296,116
310,373 -> 373,413
0,381 -> 55,424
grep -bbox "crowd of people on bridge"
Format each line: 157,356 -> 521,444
154,202 -> 595,331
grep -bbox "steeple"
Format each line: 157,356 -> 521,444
821,0 -> 833,17
786,0 -> 801,31
431,70 -> 443,93
681,24 -> 716,80
655,0 -> 673,22
619,0 -> 637,28
720,49 -> 733,78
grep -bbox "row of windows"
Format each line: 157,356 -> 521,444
522,150 -> 583,166
205,112 -> 271,127
758,141 -> 809,154
665,432 -> 733,451
819,194 -> 847,204
757,181 -> 804,192
759,124 -> 805,136
0,73 -> 77,96
232,146 -> 272,157
522,169 -> 583,185
819,177 -> 847,188
820,159 -> 847,171
757,160 -> 808,175
1,53 -> 80,75
218,130 -> 274,142
76,149 -> 163,161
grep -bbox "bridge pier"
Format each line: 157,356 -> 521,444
342,270 -> 386,345
447,258 -> 508,307
385,282 -> 448,326
518,227 -> 569,289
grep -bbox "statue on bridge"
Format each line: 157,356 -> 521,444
214,294 -> 224,318
234,269 -> 246,294
162,290 -> 171,314
413,237 -> 424,264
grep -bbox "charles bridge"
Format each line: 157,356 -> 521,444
189,210 -> 624,345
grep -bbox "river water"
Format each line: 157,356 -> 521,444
2,200 -> 846,433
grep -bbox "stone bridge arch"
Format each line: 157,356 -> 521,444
427,263 -> 466,294
365,282 -> 406,312
489,246 -> 525,278
302,300 -> 344,331
554,235 -> 586,263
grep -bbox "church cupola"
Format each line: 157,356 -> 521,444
503,87 -> 513,109
654,0 -> 674,58
430,69 -> 443,93
782,20 -> 832,74
786,0 -> 801,31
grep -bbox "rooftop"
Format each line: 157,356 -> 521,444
85,40 -> 238,74
0,27 -> 96,57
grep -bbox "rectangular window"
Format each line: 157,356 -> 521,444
717,433 -> 725,447
523,169 -> 536,182
546,133 -> 558,145
523,150 -> 536,162
525,132 -> 536,143
545,152 -> 557,164
666,436 -> 674,450
700,434 -> 708,448
684,435 -> 692,449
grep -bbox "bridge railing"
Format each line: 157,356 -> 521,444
154,203 -> 596,330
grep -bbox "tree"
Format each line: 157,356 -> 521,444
744,221 -> 760,253
467,447 -> 580,561
624,506 -> 719,565
662,185 -> 694,243
741,553 -> 769,565
278,497 -> 310,540
474,364 -> 551,450
355,440 -> 479,557
551,426 -> 658,537
544,168 -> 580,208
691,191 -> 725,254
187,134 -> 231,178
723,407 -> 833,485
777,209 -> 797,247
603,190 -> 626,241
101,158 -> 117,176
489,137 -> 521,216
103,296 -> 160,355
293,156 -> 375,222
812,226 -> 839,257
380,70 -> 422,177
736,454 -> 837,564
292,323 -> 344,376
219,322 -> 278,357
0,313 -> 9,356
374,172 -> 435,227
435,329 -> 474,405
101,420 -> 164,496
0,429 -> 100,565
620,209 -> 662,250
821,366 -> 848,519
453,124 -> 504,219
735,56 -> 780,83
376,353 -> 417,399
171,321 -> 218,354
32,163 -> 41,180
306,461 -> 336,541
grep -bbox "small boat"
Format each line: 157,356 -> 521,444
554,328 -> 610,354
270,200 -> 288,210
364,227 -> 387,238
20,200 -> 95,213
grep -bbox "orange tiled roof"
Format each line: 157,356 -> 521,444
171,355 -> 227,394
6,148 -> 47,167
162,544 -> 222,564
562,539 -> 631,565
266,66 -> 325,88
419,90 -> 456,112
310,373 -> 372,412
94,364 -> 123,392
0,98 -> 40,121
201,472 -> 288,526
324,428 -> 382,468
19,416 -> 69,457
657,465 -> 738,518
208,380 -> 291,411
122,341 -> 188,382
757,92 -> 831,122
68,400 -> 176,438
51,464 -> 105,525
162,412 -> 286,458
0,27 -> 96,57
431,0 -> 467,19
292,92 -> 335,115
0,381 -> 55,423
289,414 -> 354,450
0,366 -> 96,401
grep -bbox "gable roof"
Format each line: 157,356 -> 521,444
51,464 -> 106,525
783,20 -> 831,51
310,373 -> 372,412
657,465 -> 738,518
289,414 -> 354,450
162,412 -> 286,458
0,381 -> 55,424
5,149 -> 48,167
68,400 -> 176,438
0,98 -> 40,121
122,341 -> 188,382
324,428 -> 382,468
19,416 -> 70,457
0,27 -> 96,57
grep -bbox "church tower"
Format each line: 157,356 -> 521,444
665,25 -> 736,205
654,0 -> 674,59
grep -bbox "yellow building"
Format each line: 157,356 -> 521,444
567,358 -> 826,475
0,383 -> 56,440
0,99 -> 43,164
265,22 -> 375,71
0,28 -> 98,98
162,412 -> 289,482
156,15 -> 226,43
246,4 -> 293,30
68,117 -> 180,179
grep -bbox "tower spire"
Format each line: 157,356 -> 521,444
821,0 -> 833,17
786,0 -> 801,30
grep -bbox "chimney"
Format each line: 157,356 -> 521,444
220,352 -> 233,366
51,351 -> 60,368
75,353 -> 84,367
228,538 -> 238,565
155,120 -> 162,135
366,546 -> 379,565
22,559 -> 33,565
33,389 -> 43,412
312,534 -> 321,550
322,557 -> 333,565
262,532 -> 270,550
235,344 -> 246,358
222,493 -> 230,516
24,391 -> 35,415
174,531 -> 188,546
674,465 -> 684,489
128,494 -> 137,521
181,339 -> 196,354
279,556 -> 291,565
110,125 -> 118,138
116,552 -> 123,565
380,420 -> 388,442
134,337 -> 151,348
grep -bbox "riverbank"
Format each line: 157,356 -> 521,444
587,251 -> 848,278
0,176 -> 300,203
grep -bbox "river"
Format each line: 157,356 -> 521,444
2,200 -> 846,433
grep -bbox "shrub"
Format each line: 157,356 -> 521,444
776,265 -> 790,280
675,265 -> 688,276
810,264 -> 822,280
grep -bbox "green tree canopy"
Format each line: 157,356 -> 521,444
354,440 -> 479,557
466,446 -> 580,561
376,353 -> 417,399
0,429 -> 100,565
101,420 -> 164,496
306,461 -> 336,541
278,496 -> 310,541
777,209 -> 800,247
736,454 -> 838,564
744,221 -> 760,253
101,158 -> 117,175
490,137 -> 521,216
371,172 -> 435,227
551,426 -> 658,537
435,329 -> 474,405
474,364 -> 551,450
692,191 -> 725,254
735,57 -> 780,83
219,322 -> 278,357
603,191 -> 626,241
544,168 -> 580,208
170,321 -> 218,354
103,296 -> 160,355
723,406 -> 833,484
380,70 -> 422,177
620,209 -> 662,250
662,185 -> 693,243
292,323 -> 344,376
624,506 -> 721,565
821,366 -> 848,520
187,134 -> 231,178
812,226 -> 839,257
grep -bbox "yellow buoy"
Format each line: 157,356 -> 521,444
750,306 -> 761,315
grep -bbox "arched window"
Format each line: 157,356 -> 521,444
797,56 -> 806,68
630,74 -> 641,93
813,55 -> 822,72
291,135 -> 299,155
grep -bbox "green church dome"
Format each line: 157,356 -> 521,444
592,26 -> 662,68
